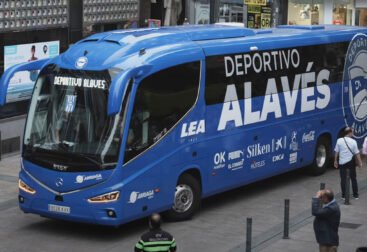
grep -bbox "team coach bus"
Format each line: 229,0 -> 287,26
1,24 -> 366,226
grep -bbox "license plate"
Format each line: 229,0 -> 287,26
48,204 -> 70,214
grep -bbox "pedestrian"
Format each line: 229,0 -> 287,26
135,213 -> 177,252
334,127 -> 362,199
312,189 -> 341,252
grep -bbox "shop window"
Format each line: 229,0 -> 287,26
356,9 -> 367,26
287,1 -> 324,25
333,1 -> 353,26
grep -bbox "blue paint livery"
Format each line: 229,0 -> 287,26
1,24 -> 367,226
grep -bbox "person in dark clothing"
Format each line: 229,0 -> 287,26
312,189 -> 341,252
135,213 -> 177,252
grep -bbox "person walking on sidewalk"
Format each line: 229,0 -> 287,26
312,189 -> 341,252
334,127 -> 363,199
135,213 -> 177,252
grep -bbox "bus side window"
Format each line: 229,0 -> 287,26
124,61 -> 200,163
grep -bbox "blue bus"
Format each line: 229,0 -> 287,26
1,24 -> 367,226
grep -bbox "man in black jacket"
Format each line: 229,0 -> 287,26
135,213 -> 177,252
312,189 -> 341,252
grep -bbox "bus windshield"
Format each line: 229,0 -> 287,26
23,64 -> 124,172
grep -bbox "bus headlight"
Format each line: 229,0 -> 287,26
18,179 -> 36,194
88,191 -> 120,203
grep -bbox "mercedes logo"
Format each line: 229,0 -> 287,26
55,178 -> 63,187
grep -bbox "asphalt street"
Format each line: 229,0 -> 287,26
0,154 -> 366,252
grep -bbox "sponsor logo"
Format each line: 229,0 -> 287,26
213,151 -> 226,169
250,160 -> 266,169
55,177 -> 63,187
214,150 -> 245,170
302,130 -> 315,143
228,150 -> 245,170
75,56 -> 88,69
128,190 -> 154,204
228,150 -> 244,160
273,136 -> 287,151
75,174 -> 102,184
53,164 -> 68,171
247,143 -> 271,158
342,33 -> 367,139
247,136 -> 287,158
272,154 -> 284,162
289,152 -> 297,164
228,159 -> 244,170
289,131 -> 298,151
181,120 -> 205,138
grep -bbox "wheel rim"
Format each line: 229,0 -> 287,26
316,144 -> 327,168
173,184 -> 194,213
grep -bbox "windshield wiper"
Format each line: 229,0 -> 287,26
76,153 -> 117,169
25,142 -> 117,170
59,141 -> 117,169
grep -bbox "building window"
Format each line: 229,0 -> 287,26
333,0 -> 353,25
287,1 -> 324,25
356,8 -> 367,26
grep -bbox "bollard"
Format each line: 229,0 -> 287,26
345,169 -> 351,205
320,182 -> 325,190
283,199 -> 290,239
246,218 -> 252,252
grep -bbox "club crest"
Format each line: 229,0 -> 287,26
342,33 -> 367,139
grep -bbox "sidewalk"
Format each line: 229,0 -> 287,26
230,173 -> 367,252
261,179 -> 367,252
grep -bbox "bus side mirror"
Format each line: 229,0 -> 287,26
108,65 -> 152,115
0,58 -> 50,106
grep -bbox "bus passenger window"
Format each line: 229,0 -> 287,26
124,62 -> 200,163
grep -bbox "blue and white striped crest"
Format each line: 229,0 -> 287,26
65,95 -> 77,113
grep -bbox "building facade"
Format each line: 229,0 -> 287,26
287,0 -> 354,26
179,0 -> 366,28
0,0 -> 139,119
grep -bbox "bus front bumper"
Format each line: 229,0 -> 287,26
18,192 -> 124,226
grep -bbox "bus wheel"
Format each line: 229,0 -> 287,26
166,174 -> 201,221
309,137 -> 330,176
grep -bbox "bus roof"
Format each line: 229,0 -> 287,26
54,24 -> 367,72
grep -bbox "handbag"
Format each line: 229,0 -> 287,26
343,137 -> 357,165
363,137 -> 367,155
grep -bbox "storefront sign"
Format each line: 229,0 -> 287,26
147,19 -> 161,28
261,6 -> 271,28
261,13 -> 271,28
195,2 -> 209,25
244,0 -> 266,6
248,5 -> 261,13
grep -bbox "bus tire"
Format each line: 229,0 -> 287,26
308,136 -> 330,176
166,174 -> 201,221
